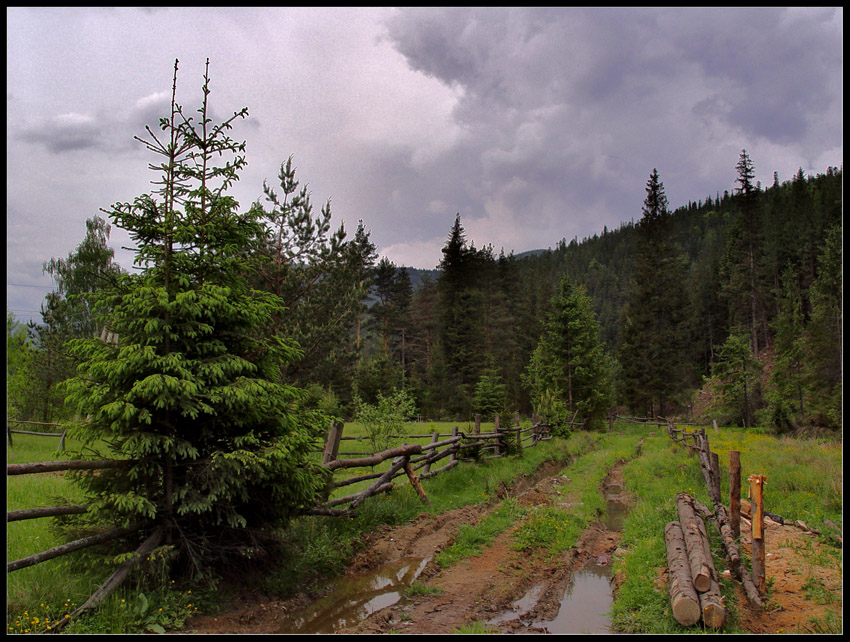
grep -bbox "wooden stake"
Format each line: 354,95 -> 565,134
403,458 -> 430,506
748,474 -> 767,595
322,421 -> 343,465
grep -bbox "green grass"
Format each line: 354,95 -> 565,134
435,497 -> 526,568
6,432 -> 207,634
7,421 -> 842,634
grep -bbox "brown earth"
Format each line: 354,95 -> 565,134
183,458 -> 842,635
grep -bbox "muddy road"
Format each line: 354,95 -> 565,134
187,458 -> 632,634
184,445 -> 841,635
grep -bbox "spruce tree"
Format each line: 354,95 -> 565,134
61,60 -> 328,579
801,224 -> 842,428
617,169 -> 690,416
525,275 -> 613,429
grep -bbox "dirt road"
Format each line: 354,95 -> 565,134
187,459 -> 629,634
185,455 -> 841,634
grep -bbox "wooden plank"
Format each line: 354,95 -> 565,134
8,522 -> 148,572
7,504 -> 89,522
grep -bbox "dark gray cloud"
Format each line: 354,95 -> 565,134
17,113 -> 104,153
5,7 -> 843,322
378,6 -> 842,256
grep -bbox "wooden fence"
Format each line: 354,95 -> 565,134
7,419 -> 67,450
661,416 -> 765,621
7,414 -> 557,569
310,414 -> 555,516
7,412 -> 561,626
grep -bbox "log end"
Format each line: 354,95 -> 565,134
671,594 -> 701,627
702,603 -> 726,629
693,572 -> 712,594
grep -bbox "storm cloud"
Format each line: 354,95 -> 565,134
6,7 -> 842,323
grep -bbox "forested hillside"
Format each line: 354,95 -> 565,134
8,151 -> 842,433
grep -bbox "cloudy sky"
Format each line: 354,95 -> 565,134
7,6 -> 843,324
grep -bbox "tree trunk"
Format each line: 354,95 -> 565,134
664,521 -> 701,626
675,492 -> 715,593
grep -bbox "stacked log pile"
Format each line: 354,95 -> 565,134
665,492 -> 727,628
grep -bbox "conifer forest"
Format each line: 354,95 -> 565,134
5,60 -> 842,634
10,145 -> 841,435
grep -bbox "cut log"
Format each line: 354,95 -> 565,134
691,496 -> 763,609
698,574 -> 726,629
675,492 -> 715,593
664,521 -> 702,626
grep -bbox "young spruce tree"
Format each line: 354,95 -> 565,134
61,60 -> 328,578
525,275 -> 613,430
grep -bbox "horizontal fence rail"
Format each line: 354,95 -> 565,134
7,414 -> 563,570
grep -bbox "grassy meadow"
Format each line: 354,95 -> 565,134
6,421 -> 842,634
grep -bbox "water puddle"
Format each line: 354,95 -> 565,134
490,475 -> 630,634
539,562 -> 614,633
276,556 -> 430,634
487,582 -> 547,626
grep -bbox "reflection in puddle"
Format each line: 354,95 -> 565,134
488,492 -> 628,633
276,557 -> 430,634
539,563 -> 614,634
487,582 -> 547,626
603,498 -> 629,532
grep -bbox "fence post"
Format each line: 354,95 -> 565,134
322,421 -> 344,465
729,451 -> 741,539
450,426 -> 459,463
474,413 -> 481,435
57,428 -> 67,452
514,412 -> 522,453
7,426 -> 12,448
423,433 -> 439,475
493,415 -> 501,456
749,474 -> 767,595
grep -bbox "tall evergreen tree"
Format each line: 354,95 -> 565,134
801,224 -> 842,428
617,169 -> 691,416
525,275 -> 613,429
250,157 -> 369,396
722,149 -> 768,357
437,214 -> 483,416
61,60 -> 328,579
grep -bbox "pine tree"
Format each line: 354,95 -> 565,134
617,169 -> 690,416
723,149 -> 768,357
712,330 -> 762,427
526,275 -> 613,429
250,157 -> 369,395
801,224 -> 842,428
437,214 -> 483,416
761,263 -> 806,431
61,60 -> 328,579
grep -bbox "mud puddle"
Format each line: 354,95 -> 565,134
275,556 -> 430,633
489,470 -> 629,634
